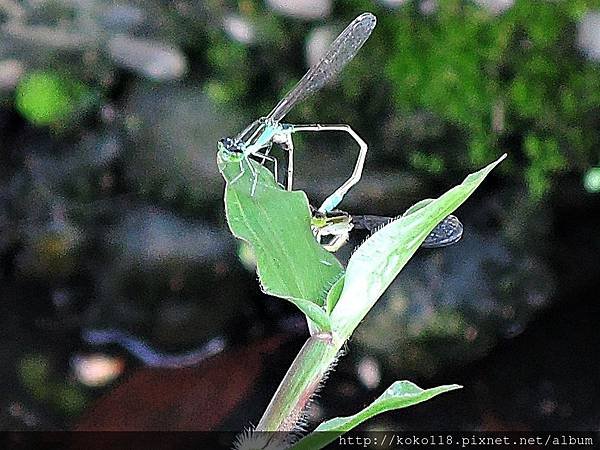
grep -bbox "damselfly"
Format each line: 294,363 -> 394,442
218,13 -> 376,213
311,207 -> 464,252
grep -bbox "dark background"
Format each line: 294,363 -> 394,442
1,0 -> 599,433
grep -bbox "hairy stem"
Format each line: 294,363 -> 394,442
256,332 -> 343,432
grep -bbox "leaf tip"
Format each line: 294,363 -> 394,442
441,384 -> 463,392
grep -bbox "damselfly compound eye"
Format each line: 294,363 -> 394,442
218,137 -> 242,153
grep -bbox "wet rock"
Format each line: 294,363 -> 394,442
99,4 -> 145,32
108,207 -> 230,265
353,220 -> 554,377
378,0 -> 410,9
305,26 -> 334,68
0,59 -> 24,90
266,0 -> 332,20
223,14 -> 256,44
107,35 -> 187,81
123,84 -> 241,201
420,0 -> 438,15
578,11 -> 600,62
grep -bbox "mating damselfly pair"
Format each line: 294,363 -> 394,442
218,13 -> 463,252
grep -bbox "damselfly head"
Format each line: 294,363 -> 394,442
218,137 -> 243,154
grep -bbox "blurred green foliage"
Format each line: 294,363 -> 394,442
18,355 -> 87,416
5,0 -> 598,198
202,0 -> 600,199
385,0 -> 600,198
15,71 -> 91,126
410,151 -> 445,174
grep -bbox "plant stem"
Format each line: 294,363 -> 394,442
256,332 -> 343,432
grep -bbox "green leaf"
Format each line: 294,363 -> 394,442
217,150 -> 344,328
325,274 -> 345,315
331,154 -> 506,337
290,298 -> 332,333
291,381 -> 462,450
402,198 -> 435,215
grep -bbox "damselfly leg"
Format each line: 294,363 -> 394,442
265,123 -> 368,210
255,148 -> 279,186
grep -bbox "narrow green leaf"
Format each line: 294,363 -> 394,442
217,151 -> 344,319
291,298 -> 332,332
402,198 -> 435,215
325,274 -> 345,315
291,381 -> 462,450
331,155 -> 506,337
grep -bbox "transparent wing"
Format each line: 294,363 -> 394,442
266,12 -> 376,122
351,214 -> 464,249
421,215 -> 464,248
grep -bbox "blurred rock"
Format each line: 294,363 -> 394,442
15,205 -> 83,278
78,132 -> 123,167
266,0 -> 332,20
123,84 -> 240,201
357,356 -> 382,390
107,35 -> 187,81
0,59 -> 24,90
419,0 -> 438,15
109,207 -> 230,266
583,167 -> 600,193
71,354 -> 125,387
578,11 -> 600,62
378,0 -> 410,8
86,204 -> 245,349
3,23 -> 96,50
474,0 -> 514,15
223,14 -> 256,44
99,4 -> 145,32
353,224 -> 554,377
0,0 -> 25,22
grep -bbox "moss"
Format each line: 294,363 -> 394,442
385,0 -> 600,197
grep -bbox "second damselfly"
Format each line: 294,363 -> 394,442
312,204 -> 464,252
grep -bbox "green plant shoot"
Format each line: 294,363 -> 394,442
217,149 -> 343,332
